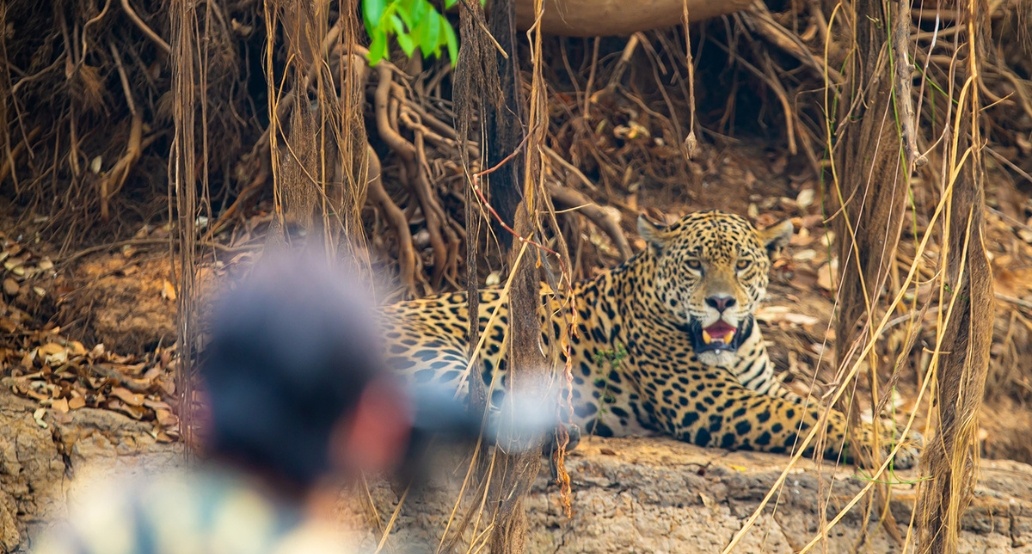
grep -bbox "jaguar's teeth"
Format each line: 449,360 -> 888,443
723,330 -> 735,343
702,330 -> 713,344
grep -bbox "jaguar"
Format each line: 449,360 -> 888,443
380,210 -> 917,468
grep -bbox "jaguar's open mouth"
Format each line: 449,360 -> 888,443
688,319 -> 745,353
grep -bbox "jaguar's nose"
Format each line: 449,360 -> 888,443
705,295 -> 736,313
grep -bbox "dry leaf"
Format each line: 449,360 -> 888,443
995,267 -> 1032,298
155,408 -> 178,427
51,397 -> 70,413
2,278 -> 18,296
793,249 -> 817,262
110,387 -> 146,406
161,280 -> 177,301
755,306 -> 789,323
68,341 -> 87,356
817,262 -> 837,291
109,400 -> 146,420
33,408 -> 48,429
154,430 -> 175,443
68,396 -> 86,410
782,313 -> 820,326
39,343 -> 67,365
38,342 -> 65,356
796,189 -> 815,209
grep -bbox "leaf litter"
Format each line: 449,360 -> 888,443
0,228 -> 180,443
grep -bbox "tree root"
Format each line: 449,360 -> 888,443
365,144 -> 421,295
547,182 -> 633,260
374,64 -> 460,287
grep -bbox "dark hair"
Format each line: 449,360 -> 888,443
200,250 -> 384,488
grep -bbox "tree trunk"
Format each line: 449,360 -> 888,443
916,5 -> 995,551
831,0 -> 908,418
513,0 -> 754,36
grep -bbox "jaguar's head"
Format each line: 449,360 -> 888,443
638,210 -> 792,367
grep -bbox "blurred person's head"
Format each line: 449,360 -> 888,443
199,249 -> 410,497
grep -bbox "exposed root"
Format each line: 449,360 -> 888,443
366,144 -> 421,295
547,183 -> 633,260
373,65 -> 458,287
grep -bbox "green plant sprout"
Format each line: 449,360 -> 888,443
362,0 -> 484,66
592,344 -> 628,415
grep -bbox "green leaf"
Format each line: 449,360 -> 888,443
363,0 -> 387,29
442,16 -> 458,65
410,0 -> 429,24
367,28 -> 388,66
418,12 -> 441,58
390,15 -> 416,56
395,1 -> 416,30
444,0 -> 457,8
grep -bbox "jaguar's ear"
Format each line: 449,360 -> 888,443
637,214 -> 673,256
757,220 -> 793,259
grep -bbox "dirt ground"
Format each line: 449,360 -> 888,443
2,138 -> 1032,551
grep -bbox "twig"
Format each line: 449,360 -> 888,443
546,182 -> 633,260
458,0 -> 508,59
466,131 -> 565,267
741,1 -> 845,85
100,42 -> 145,221
681,0 -> 699,158
55,237 -> 241,267
120,0 -> 172,55
996,293 -> 1032,312
985,148 -> 1032,186
892,0 -> 925,171
600,33 -> 641,94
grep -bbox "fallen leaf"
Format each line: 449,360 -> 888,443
995,267 -> 1032,298
755,306 -> 789,323
2,278 -> 18,296
108,400 -> 146,420
796,189 -> 815,209
793,249 -> 817,262
155,408 -> 178,427
38,342 -> 65,356
33,408 -> 48,429
68,341 -> 87,356
817,261 -> 838,291
154,430 -> 175,443
68,396 -> 86,410
110,387 -> 146,406
781,313 -> 820,326
161,280 -> 177,301
51,397 -> 69,413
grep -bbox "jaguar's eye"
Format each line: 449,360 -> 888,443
686,259 -> 702,271
735,259 -> 752,271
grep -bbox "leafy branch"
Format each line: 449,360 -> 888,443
362,0 -> 482,66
